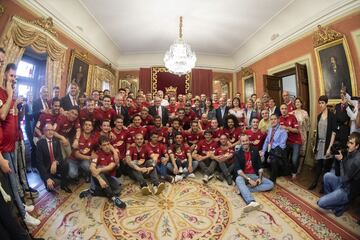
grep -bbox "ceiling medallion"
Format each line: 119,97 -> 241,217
164,16 -> 196,76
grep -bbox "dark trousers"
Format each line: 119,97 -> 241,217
48,160 -> 70,189
0,172 -> 31,240
219,162 -> 235,177
269,156 -> 289,183
131,160 -> 159,187
312,158 -> 334,186
91,173 -> 120,199
198,158 -> 217,176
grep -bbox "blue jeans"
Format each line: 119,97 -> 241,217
68,159 -> 90,179
156,162 -> 169,177
235,174 -> 274,204
287,143 -> 300,174
3,152 -> 26,217
317,172 -> 349,213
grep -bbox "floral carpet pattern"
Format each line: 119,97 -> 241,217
32,176 -> 360,240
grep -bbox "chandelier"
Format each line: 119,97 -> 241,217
164,16 -> 196,76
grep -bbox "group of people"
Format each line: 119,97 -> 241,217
0,47 -> 359,239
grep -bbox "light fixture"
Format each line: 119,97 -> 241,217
164,16 -> 196,76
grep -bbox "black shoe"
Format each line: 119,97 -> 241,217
113,197 -> 126,209
85,175 -> 90,183
24,187 -> 39,197
308,182 -> 317,190
163,175 -> 174,183
79,189 -> 92,198
61,185 -> 72,193
226,176 -> 233,185
216,174 -> 224,182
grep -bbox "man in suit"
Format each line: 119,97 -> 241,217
244,99 -> 258,128
216,97 -> 229,127
61,82 -> 79,111
32,85 -> 50,126
149,97 -> 169,126
268,98 -> 281,117
36,123 -> 71,193
113,93 -> 130,126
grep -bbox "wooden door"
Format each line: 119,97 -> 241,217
263,74 -> 282,107
295,63 -> 309,112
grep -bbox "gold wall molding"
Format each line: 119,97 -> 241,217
313,25 -> 343,48
30,17 -> 57,37
0,4 -> 5,16
90,65 -> 116,95
239,67 -> 253,77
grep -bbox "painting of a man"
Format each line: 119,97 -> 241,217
69,55 -> 89,94
319,43 -> 352,99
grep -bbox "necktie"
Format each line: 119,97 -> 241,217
269,127 -> 277,148
117,107 -> 121,116
48,140 -> 55,163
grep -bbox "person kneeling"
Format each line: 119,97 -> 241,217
88,135 -> 126,209
317,132 -> 360,216
212,134 -> 235,185
125,133 -> 164,195
234,135 -> 274,213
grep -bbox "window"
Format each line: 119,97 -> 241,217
17,60 -> 35,78
282,74 -> 297,97
102,80 -> 110,91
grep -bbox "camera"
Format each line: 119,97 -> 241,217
330,142 -> 345,156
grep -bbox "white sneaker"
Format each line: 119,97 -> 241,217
243,201 -> 261,213
179,167 -> 184,173
187,173 -> 195,178
175,175 -> 183,182
183,167 -> 188,173
208,174 -> 214,181
24,204 -> 34,212
24,212 -> 40,226
202,175 -> 209,183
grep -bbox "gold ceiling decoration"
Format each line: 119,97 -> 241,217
103,63 -> 116,75
30,17 -> 58,37
240,67 -> 253,77
313,25 -> 343,48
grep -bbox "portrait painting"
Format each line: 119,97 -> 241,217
68,50 -> 90,94
242,74 -> 255,101
315,38 -> 357,101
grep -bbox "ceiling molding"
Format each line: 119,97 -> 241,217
15,0 -> 120,68
233,0 -> 360,71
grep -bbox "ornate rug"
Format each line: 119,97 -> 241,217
31,175 -> 360,240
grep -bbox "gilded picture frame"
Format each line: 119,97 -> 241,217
68,50 -> 91,94
314,37 -> 357,104
241,73 -> 256,102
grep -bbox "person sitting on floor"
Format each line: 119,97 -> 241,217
192,130 -> 218,183
125,133 -> 164,195
81,135 -> 126,209
234,134 -> 274,213
36,123 -> 72,193
317,132 -> 360,216
167,132 -> 198,181
212,134 -> 235,185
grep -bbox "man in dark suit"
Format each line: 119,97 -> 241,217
32,85 -> 50,126
61,82 -> 79,111
216,97 -> 229,127
149,96 -> 169,126
113,93 -> 130,126
36,123 -> 71,193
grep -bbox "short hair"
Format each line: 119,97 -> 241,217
0,48 -> 5,54
349,132 -> 360,147
251,93 -> 257,98
149,131 -> 158,138
270,113 -> 279,118
98,135 -> 110,145
83,119 -> 93,125
52,97 -> 61,105
172,118 -> 180,124
69,106 -> 79,112
154,115 -> 161,121
103,95 -> 111,100
114,115 -> 124,121
101,120 -> 111,126
204,130 -> 213,136
5,63 -> 16,72
53,86 -> 60,90
318,95 -> 328,104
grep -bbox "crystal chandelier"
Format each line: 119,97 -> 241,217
164,16 -> 196,76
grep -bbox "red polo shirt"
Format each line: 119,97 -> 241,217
127,126 -> 148,144
195,139 -> 218,156
0,88 -> 18,152
169,144 -> 191,163
111,128 -> 129,160
245,129 -> 266,150
144,142 -> 167,163
126,145 -> 147,161
224,127 -> 242,144
71,133 -> 97,159
95,150 -> 116,176
55,115 -> 80,138
35,112 -> 59,137
279,114 -> 302,144
214,146 -> 234,163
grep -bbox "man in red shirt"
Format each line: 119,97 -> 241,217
128,95 -> 143,117
79,99 -> 100,128
81,135 -> 126,209
199,113 -> 210,131
145,131 -> 173,183
212,134 -> 234,185
167,96 -> 178,121
140,107 -> 154,126
282,91 -> 295,113
234,135 -> 274,213
147,116 -> 168,145
96,95 -> 116,124
125,133 -> 164,195
127,115 -> 148,146
193,130 -> 218,183
279,104 -> 302,179
167,132 -> 198,181
111,116 -> 130,177
69,120 -> 97,182
184,103 -> 197,123
209,119 -> 223,143
245,118 -> 266,151
0,63 -> 40,225
34,97 -> 61,143
224,114 -> 242,148
167,118 -> 182,146
184,120 -> 203,150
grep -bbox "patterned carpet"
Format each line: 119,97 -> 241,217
30,175 -> 360,240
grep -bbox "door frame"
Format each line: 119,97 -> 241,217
267,54 -> 316,166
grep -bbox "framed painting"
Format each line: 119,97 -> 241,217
242,73 -> 256,102
314,37 -> 357,103
68,50 -> 91,94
